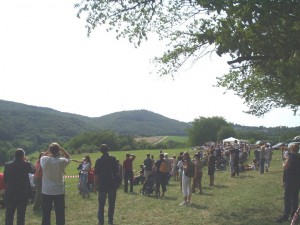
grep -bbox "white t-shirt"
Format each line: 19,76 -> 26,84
40,156 -> 70,195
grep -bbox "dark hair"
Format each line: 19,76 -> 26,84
159,153 -> 164,159
15,148 -> 25,160
100,144 -> 109,153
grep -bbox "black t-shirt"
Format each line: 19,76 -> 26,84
144,158 -> 153,171
94,153 -> 119,192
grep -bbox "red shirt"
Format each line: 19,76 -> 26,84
123,157 -> 135,172
34,161 -> 43,178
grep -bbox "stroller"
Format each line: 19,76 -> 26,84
140,174 -> 156,197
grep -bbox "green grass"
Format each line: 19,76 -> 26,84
0,149 -> 290,225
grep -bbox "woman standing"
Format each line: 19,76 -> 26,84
192,153 -> 203,194
180,151 -> 193,206
80,155 -> 92,198
32,152 -> 44,211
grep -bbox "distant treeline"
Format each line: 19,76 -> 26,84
0,130 -> 188,164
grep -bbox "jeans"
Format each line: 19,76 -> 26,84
98,190 -> 117,225
259,159 -> 265,174
5,200 -> 27,225
42,194 -> 65,225
80,173 -> 89,195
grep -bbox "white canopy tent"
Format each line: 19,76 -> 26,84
223,137 -> 239,145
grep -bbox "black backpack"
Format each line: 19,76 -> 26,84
184,162 -> 195,177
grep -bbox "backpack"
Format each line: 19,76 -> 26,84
159,161 -> 168,173
184,163 -> 195,177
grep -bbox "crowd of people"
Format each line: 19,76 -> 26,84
1,141 -> 299,225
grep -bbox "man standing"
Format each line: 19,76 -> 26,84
123,153 -> 135,193
143,153 -> 153,180
276,144 -> 300,223
265,144 -> 273,172
40,142 -> 70,225
94,144 -> 119,225
4,148 -> 35,225
154,153 -> 168,197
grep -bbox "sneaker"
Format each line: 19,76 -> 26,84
180,201 -> 187,206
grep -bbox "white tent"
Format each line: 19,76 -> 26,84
223,137 -> 239,145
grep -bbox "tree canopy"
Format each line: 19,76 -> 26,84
76,0 -> 300,116
188,116 -> 233,145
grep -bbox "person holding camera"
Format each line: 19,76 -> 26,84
40,142 -> 70,225
123,153 -> 135,193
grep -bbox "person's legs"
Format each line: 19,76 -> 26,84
53,194 -> 65,225
108,189 -> 117,224
259,159 -> 265,174
155,174 -> 161,195
98,192 -> 107,225
81,174 -> 89,196
42,194 -> 53,225
16,200 -> 27,225
124,171 -> 129,192
161,174 -> 167,195
5,200 -> 17,225
129,170 -> 134,192
33,178 -> 42,210
291,186 -> 300,218
283,185 -> 292,219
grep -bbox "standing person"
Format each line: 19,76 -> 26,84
192,153 -> 203,194
232,140 -> 240,177
163,153 -> 172,183
80,155 -> 92,198
177,152 -> 184,189
154,153 -> 168,197
265,144 -> 273,172
32,152 -> 44,211
254,145 -> 260,168
208,148 -> 216,186
94,144 -> 119,225
259,146 -> 266,175
40,142 -> 71,225
123,153 -> 135,193
172,155 -> 179,181
143,153 -> 153,180
4,148 -> 35,225
180,151 -> 194,205
276,144 -> 300,223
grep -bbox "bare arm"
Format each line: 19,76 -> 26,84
94,174 -> 99,193
60,147 -> 70,159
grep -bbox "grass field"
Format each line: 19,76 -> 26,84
0,149 -> 293,225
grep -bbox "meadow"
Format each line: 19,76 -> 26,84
0,149 -> 292,225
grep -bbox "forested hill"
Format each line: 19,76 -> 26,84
0,100 -> 189,144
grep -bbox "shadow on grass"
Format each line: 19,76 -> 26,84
213,184 -> 228,188
188,203 -> 208,210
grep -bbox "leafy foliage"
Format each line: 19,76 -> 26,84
188,116 -> 233,145
75,0 -> 300,116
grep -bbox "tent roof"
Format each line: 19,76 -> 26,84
223,137 -> 238,142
